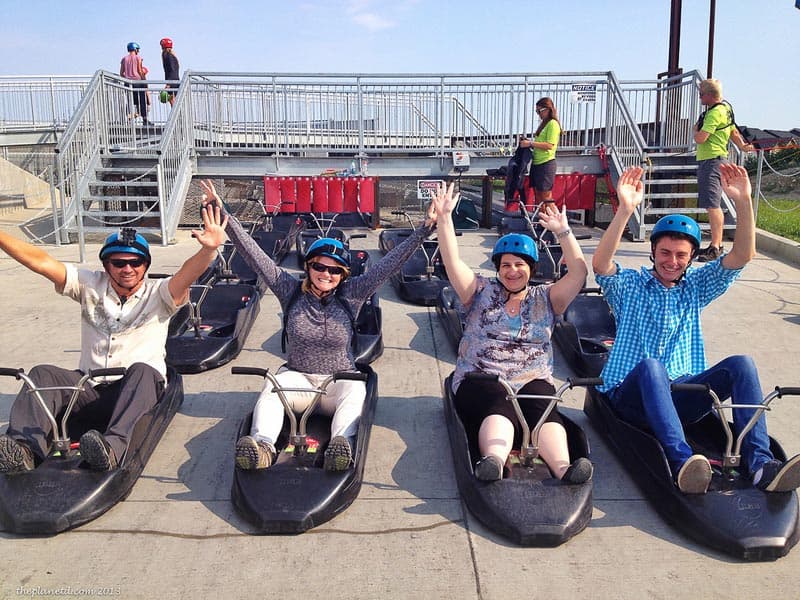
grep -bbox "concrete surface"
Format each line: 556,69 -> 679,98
0,212 -> 799,600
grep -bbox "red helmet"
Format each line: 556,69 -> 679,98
160,37 -> 173,49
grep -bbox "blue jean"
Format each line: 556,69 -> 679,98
609,356 -> 773,476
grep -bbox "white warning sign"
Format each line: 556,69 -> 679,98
570,83 -> 597,103
417,179 -> 444,200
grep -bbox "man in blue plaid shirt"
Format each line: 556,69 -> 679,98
592,164 -> 800,495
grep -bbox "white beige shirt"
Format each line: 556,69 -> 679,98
60,264 -> 181,378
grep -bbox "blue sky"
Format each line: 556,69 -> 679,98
2,0 -> 798,130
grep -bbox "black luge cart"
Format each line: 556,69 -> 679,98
552,287 -> 616,378
379,209 -> 448,306
0,366 -> 183,534
231,365 -> 377,533
444,372 -> 598,546
584,384 -> 800,560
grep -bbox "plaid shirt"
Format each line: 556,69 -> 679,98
595,258 -> 742,393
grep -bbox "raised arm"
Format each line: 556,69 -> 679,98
719,163 -> 756,270
168,203 -> 228,304
430,182 -> 476,304
199,179 -> 293,296
592,166 -> 644,276
0,230 -> 67,291
539,204 -> 588,315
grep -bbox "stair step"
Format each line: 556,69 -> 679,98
90,180 -> 159,188
95,167 -> 154,174
647,192 -> 697,199
644,207 -> 709,215
78,210 -> 161,218
85,195 -> 158,204
644,178 -> 696,185
648,164 -> 698,172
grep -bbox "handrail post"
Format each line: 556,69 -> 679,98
439,76 -> 445,158
157,160 -> 168,245
357,75 -> 365,157
49,78 -> 57,130
47,165 -> 61,247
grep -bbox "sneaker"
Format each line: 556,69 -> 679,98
0,434 -> 35,474
324,436 -> 353,472
696,244 -> 723,263
235,436 -> 275,470
79,430 -> 118,471
474,455 -> 504,481
755,455 -> 800,492
562,457 -> 594,484
676,454 -> 712,494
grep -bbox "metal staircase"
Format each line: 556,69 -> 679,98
83,155 -> 161,233
642,152 -> 737,237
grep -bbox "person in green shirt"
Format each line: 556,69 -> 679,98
693,79 -> 755,262
520,97 -> 561,205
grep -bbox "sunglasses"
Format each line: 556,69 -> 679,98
309,262 -> 345,276
107,258 -> 146,268
536,107 -> 548,113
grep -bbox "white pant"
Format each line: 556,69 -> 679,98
250,369 -> 366,445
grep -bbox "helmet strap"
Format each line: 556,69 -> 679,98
497,277 -> 529,296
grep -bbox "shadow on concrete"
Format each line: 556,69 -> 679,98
165,390 -> 255,534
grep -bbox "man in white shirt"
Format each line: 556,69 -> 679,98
0,205 -> 226,472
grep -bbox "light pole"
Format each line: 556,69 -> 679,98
707,0 -> 716,78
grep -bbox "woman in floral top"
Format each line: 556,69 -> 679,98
431,182 -> 591,483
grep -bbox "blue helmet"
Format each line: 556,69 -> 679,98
650,215 -> 701,251
492,233 -> 538,269
305,237 -> 351,268
99,228 -> 151,264
127,42 -> 140,52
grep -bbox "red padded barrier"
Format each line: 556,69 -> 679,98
343,177 -> 359,212
264,177 -> 281,213
578,174 -> 597,210
279,177 -> 297,212
296,177 -> 313,212
312,177 -> 329,212
359,177 -> 376,213
550,175 -> 566,209
562,173 -> 582,210
327,177 -> 344,212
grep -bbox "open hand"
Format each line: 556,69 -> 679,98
538,202 -> 568,233
199,179 -> 225,213
616,166 -> 644,213
429,181 -> 460,222
191,198 -> 228,250
720,163 -> 752,203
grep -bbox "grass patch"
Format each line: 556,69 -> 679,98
756,197 -> 800,242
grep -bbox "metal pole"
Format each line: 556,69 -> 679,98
753,150 -> 763,222
707,0 -> 716,78
48,165 -> 61,247
668,0 -> 682,76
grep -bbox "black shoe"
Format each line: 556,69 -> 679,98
79,430 -> 118,471
324,436 -> 353,472
562,457 -> 593,484
235,436 -> 275,470
675,454 -> 712,494
0,434 -> 35,474
755,455 -> 800,492
696,244 -> 723,263
474,455 -> 504,481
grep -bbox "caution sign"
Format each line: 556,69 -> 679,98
417,179 -> 444,200
570,83 -> 597,103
